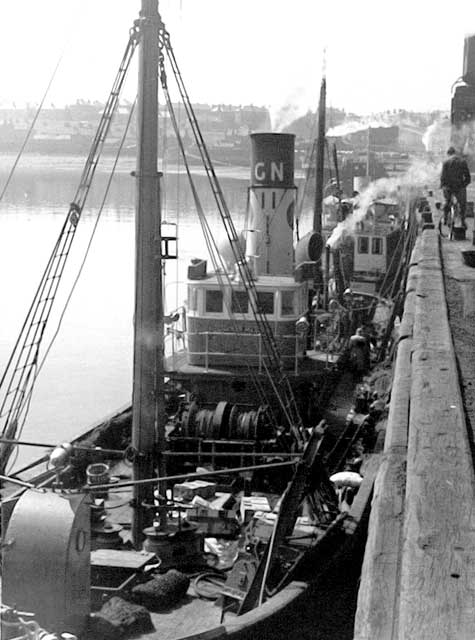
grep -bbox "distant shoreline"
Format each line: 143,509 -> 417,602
0,152 -> 257,180
0,152 -> 307,181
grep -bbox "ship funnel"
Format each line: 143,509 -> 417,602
246,133 -> 296,276
463,34 -> 475,85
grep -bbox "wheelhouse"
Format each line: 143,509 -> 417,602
185,275 -> 308,370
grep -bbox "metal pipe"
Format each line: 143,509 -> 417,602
162,450 -> 302,458
324,244 -> 331,309
0,437 -> 124,456
80,460 -> 297,493
0,474 -> 45,491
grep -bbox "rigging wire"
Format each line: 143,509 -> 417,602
76,459 -> 299,494
0,51 -> 65,204
37,98 -> 137,375
5,100 -> 138,473
158,19 -> 304,442
158,50 -> 267,404
160,75 -> 279,427
0,26 -> 140,473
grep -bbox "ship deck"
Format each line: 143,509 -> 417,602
165,349 -> 340,379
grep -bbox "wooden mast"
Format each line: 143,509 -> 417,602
313,76 -> 326,234
132,0 -> 164,547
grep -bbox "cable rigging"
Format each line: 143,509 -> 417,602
157,14 -> 305,444
0,25 -> 141,474
4,99 -> 138,474
0,51 -> 65,205
159,73 -> 279,430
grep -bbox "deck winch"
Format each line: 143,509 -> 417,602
176,400 -> 272,440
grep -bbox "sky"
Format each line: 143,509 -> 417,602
1,0 -> 475,119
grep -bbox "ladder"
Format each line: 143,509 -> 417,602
157,17 -> 305,445
0,27 -> 140,472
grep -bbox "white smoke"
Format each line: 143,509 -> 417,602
452,121 -> 475,158
270,87 -> 313,132
326,119 -> 393,138
422,119 -> 451,154
326,158 -> 441,250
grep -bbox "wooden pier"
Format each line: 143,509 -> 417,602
354,225 -> 475,640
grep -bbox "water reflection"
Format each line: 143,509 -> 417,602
0,155 -> 250,468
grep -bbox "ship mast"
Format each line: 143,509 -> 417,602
313,75 -> 326,234
131,0 -> 165,546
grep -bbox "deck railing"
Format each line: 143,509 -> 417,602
179,329 -> 305,375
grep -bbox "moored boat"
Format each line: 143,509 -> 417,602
0,3 -> 418,639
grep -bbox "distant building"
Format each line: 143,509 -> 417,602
0,102 -> 271,164
327,126 -> 399,152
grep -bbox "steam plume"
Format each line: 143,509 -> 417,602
422,119 -> 450,154
327,119 -> 392,138
270,87 -> 313,132
451,121 -> 475,157
326,158 -> 441,250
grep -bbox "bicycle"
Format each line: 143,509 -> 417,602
438,193 -> 461,240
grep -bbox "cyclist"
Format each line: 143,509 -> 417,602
440,146 -> 471,228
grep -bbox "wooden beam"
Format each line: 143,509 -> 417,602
398,231 -> 475,639
354,239 -> 419,639
343,453 -> 382,537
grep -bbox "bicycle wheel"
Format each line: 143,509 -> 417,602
449,205 -> 455,240
438,209 -> 449,238
438,216 -> 446,237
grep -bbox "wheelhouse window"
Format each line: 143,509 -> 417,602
281,290 -> 295,316
256,291 -> 274,315
371,237 -> 383,255
231,290 -> 249,314
205,289 -> 223,313
357,236 -> 369,254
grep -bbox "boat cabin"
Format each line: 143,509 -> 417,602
349,199 -> 403,295
185,271 -> 308,371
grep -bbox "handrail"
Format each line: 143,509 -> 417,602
183,329 -> 307,375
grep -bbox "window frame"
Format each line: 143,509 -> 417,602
357,236 -> 369,254
231,290 -> 249,314
371,237 -> 383,255
256,290 -> 275,316
205,289 -> 224,314
280,290 -> 295,316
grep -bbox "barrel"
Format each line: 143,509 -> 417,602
86,462 -> 109,485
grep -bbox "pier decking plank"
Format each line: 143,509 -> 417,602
398,231 -> 475,639
355,230 -> 475,639
354,244 -> 418,639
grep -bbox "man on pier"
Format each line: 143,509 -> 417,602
440,146 -> 471,227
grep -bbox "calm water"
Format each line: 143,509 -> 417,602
0,154 -> 312,469
0,154 -> 260,469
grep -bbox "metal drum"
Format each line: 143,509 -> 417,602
2,490 -> 90,636
143,522 -> 203,570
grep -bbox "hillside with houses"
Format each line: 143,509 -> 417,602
0,100 -> 450,166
